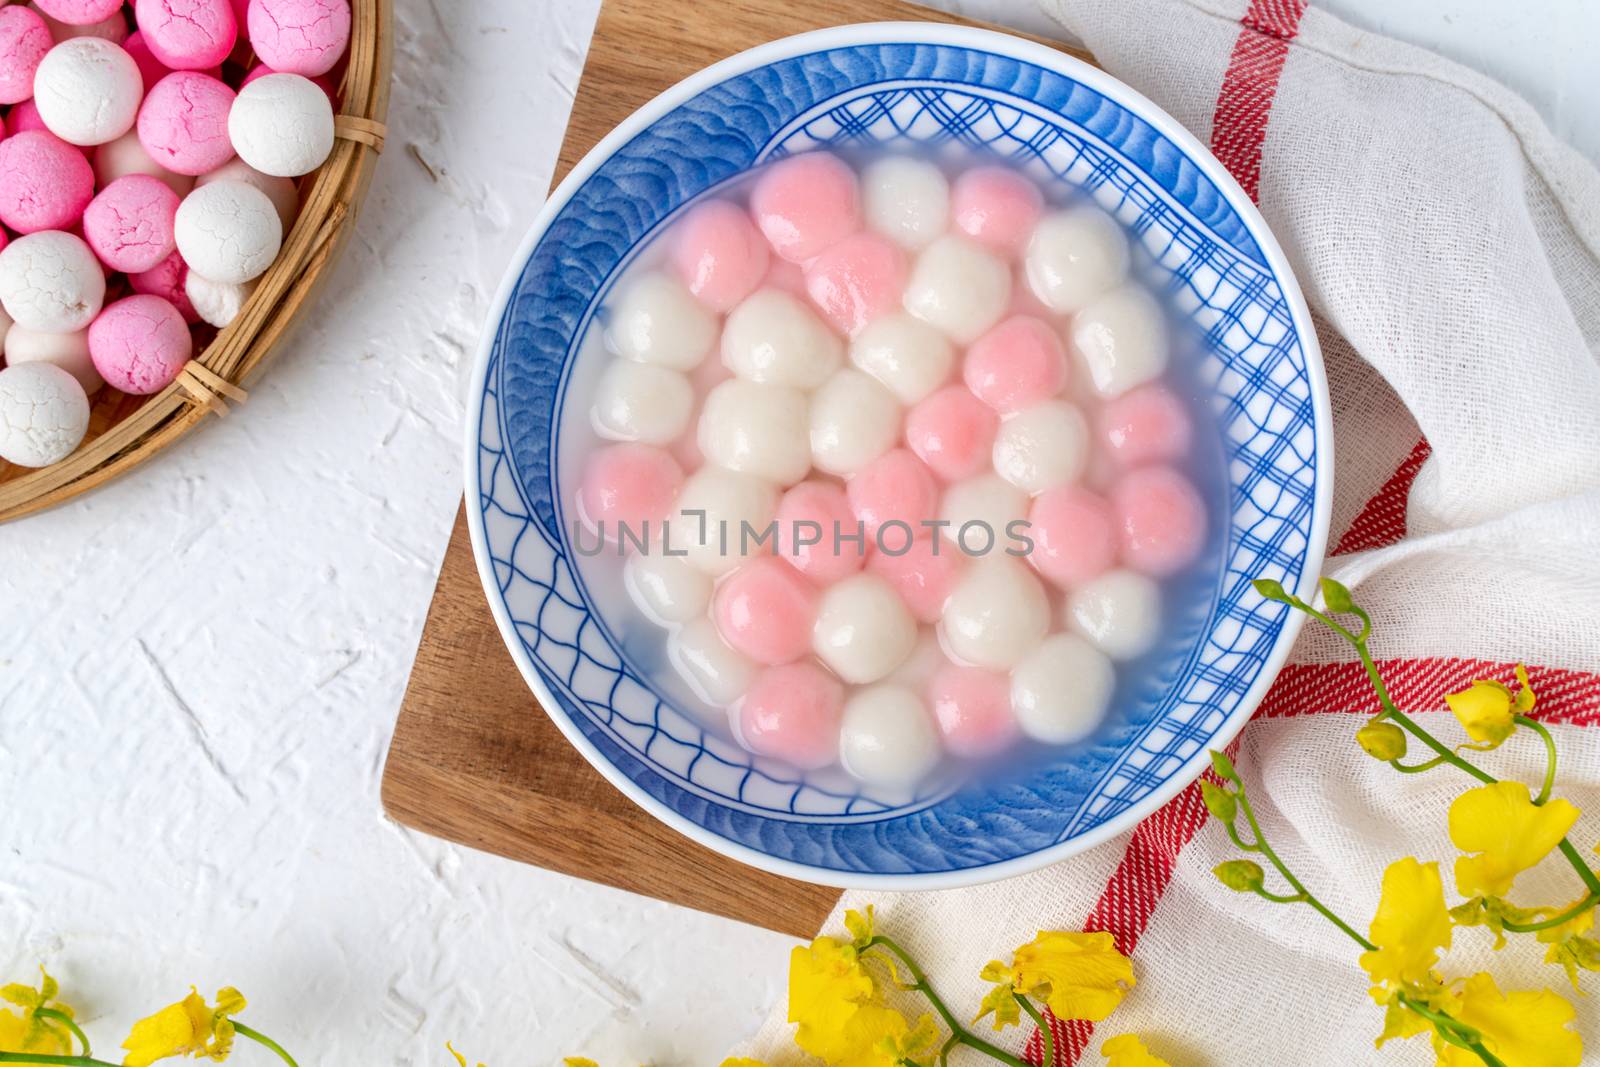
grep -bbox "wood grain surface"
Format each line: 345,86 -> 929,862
381,0 -> 1091,938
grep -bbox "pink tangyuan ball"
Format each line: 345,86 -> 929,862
87,294 -> 193,395
82,174 -> 181,273
928,662 -> 1019,759
133,0 -> 236,70
669,198 -> 769,314
35,0 -> 125,25
6,99 -> 49,137
951,165 -> 1044,257
904,385 -> 999,482
749,152 -> 860,263
712,556 -> 821,667
1099,384 -> 1194,468
0,6 -> 53,105
774,479 -> 866,584
128,249 -> 200,322
576,443 -> 684,546
1111,465 -> 1207,577
802,231 -> 907,337
963,315 -> 1069,414
137,71 -> 237,176
247,0 -> 351,78
867,532 -> 966,624
0,130 -> 95,233
240,61 -> 337,102
1027,484 -> 1118,589
736,661 -> 846,770
846,447 -> 939,538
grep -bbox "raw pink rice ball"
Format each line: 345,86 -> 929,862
35,0 -> 124,25
6,99 -> 48,136
736,661 -> 845,770
32,4 -> 128,44
1099,384 -> 1194,468
122,30 -> 218,89
128,249 -> 199,322
847,448 -> 938,537
670,198 -> 768,313
803,231 -> 907,337
240,61 -> 336,101
750,152 -> 860,263
904,385 -> 999,481
0,130 -> 95,233
963,315 -> 1068,414
137,71 -> 236,175
133,0 -> 235,70
951,165 -> 1043,256
88,294 -> 192,394
712,557 -> 820,667
1111,465 -> 1206,577
929,662 -> 1019,759
83,174 -> 180,273
1028,485 -> 1118,589
868,533 -> 965,624
247,0 -> 351,77
0,6 -> 52,105
775,479 -> 865,584
576,443 -> 684,545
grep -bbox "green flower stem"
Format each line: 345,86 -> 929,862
1395,996 -> 1506,1067
1224,820 -> 1261,852
33,1011 -> 88,1058
1499,893 -> 1600,934
1250,885 -> 1306,905
1389,755 -> 1450,774
937,1032 -> 961,1067
1016,995 -> 1053,1067
0,1055 -> 118,1066
863,936 -> 1031,1067
233,1022 -> 299,1067
1516,714 -> 1559,806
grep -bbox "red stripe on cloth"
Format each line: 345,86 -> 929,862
1027,657 -> 1600,1064
1330,437 -> 1433,556
1208,0 -> 1307,201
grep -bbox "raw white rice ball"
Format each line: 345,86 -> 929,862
848,312 -> 954,404
0,231 -> 106,334
94,131 -> 195,198
697,379 -> 810,486
1010,633 -> 1116,743
184,272 -> 257,329
940,555 -> 1048,669
903,234 -> 1010,344
5,325 -> 100,394
624,548 -> 713,625
606,271 -> 715,371
33,37 -> 141,146
992,400 -> 1090,492
863,156 -> 949,251
175,180 -> 284,284
670,465 -> 778,575
721,288 -> 842,389
940,473 -> 1028,553
1071,284 -> 1169,397
839,684 -> 942,788
592,359 -> 693,444
813,573 -> 918,685
0,362 -> 89,467
1024,206 -> 1130,314
1068,569 -> 1163,661
669,617 -> 756,710
808,368 -> 900,476
197,158 -> 298,231
228,73 -> 336,178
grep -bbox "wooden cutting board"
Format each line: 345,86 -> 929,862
380,0 -> 1092,939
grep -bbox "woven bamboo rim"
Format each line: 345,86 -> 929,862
0,0 -> 394,523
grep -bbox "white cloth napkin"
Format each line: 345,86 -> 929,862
740,0 -> 1600,1063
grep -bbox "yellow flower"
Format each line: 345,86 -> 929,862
1008,931 -> 1135,1023
560,1060 -> 596,1067
1529,901 -> 1600,990
973,959 -> 1021,1031
121,987 -> 246,1066
0,967 -> 76,1055
1448,782 -> 1579,898
450,1043 -> 489,1066
789,936 -> 909,1066
843,906 -> 875,949
1101,1033 -> 1171,1066
867,1011 -> 939,1067
1449,895 -> 1544,949
1445,665 -> 1534,748
1359,858 -> 1452,989
1432,972 -> 1580,1067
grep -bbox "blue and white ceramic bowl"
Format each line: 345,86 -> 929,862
465,23 -> 1332,889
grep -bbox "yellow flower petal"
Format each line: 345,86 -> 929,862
788,937 -> 879,1065
1449,782 -> 1580,898
1010,931 -> 1135,1023
1101,1033 -> 1171,1066
1358,858 -> 1452,988
974,978 -> 1021,1031
1445,680 -> 1517,747
1433,973 -> 1580,1067
844,906 -> 876,949
122,995 -> 206,1067
561,1059 -> 598,1067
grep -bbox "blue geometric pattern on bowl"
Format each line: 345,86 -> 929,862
473,40 -> 1318,876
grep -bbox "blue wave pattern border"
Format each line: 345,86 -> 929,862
477,43 -> 1314,875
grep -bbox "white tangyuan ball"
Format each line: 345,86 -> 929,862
940,473 -> 1028,553
5,326 -> 100,394
95,131 -> 195,198
1071,284 -> 1169,398
941,555 -> 1048,669
624,548 -> 713,625
1068,569 -> 1163,661
992,400 -> 1090,492
592,360 -> 693,444
903,234 -> 1011,344
175,180 -> 284,284
185,272 -> 257,328
197,159 -> 298,231
813,573 -> 918,685
606,271 -> 715,371
863,156 -> 949,251
0,362 -> 89,467
228,73 -> 336,178
721,288 -> 842,389
809,368 -> 900,476
671,465 -> 778,575
839,684 -> 942,789
848,312 -> 954,404
1025,206 -> 1130,314
0,304 -> 11,349
1011,633 -> 1116,743
0,232 -> 106,333
669,617 -> 757,711
698,379 -> 810,485
34,38 -> 141,146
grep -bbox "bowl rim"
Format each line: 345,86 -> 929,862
463,20 -> 1333,890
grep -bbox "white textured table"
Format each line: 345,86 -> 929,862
2,2 -> 1595,1064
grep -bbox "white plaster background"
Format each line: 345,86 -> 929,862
1,2 -> 1594,1064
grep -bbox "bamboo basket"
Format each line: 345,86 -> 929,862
0,0 -> 393,523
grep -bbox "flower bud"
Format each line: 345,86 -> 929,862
1356,720 -> 1407,761
1252,578 -> 1288,602
1320,577 -> 1355,612
1201,780 -> 1237,823
1209,749 -> 1239,783
1214,860 -> 1265,892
